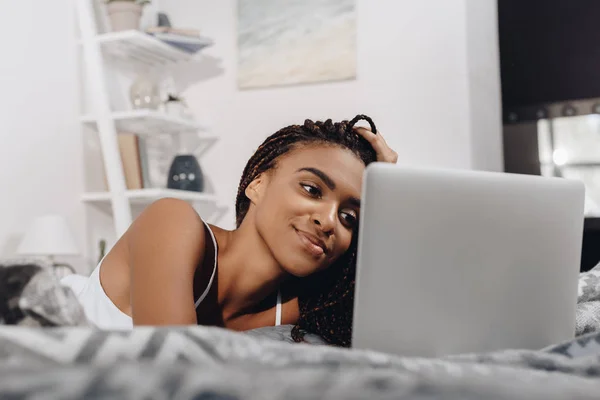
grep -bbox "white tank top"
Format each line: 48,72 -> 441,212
60,221 -> 282,329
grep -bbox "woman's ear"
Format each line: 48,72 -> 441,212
245,174 -> 268,205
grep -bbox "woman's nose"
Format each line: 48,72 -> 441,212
312,203 -> 337,234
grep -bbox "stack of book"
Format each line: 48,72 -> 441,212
146,27 -> 213,54
103,133 -> 176,190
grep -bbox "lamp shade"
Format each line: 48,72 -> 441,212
17,214 -> 79,256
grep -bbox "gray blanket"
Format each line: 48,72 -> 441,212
1,260 -> 600,399
0,325 -> 599,399
577,264 -> 600,334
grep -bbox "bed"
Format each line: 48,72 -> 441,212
1,260 -> 600,399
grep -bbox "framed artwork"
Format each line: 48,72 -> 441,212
237,0 -> 357,89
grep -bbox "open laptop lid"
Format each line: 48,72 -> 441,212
351,163 -> 584,357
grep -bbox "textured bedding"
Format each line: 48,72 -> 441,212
0,325 -> 599,399
1,260 -> 600,399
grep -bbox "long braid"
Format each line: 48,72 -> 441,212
235,115 -> 378,347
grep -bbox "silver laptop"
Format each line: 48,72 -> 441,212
351,163 -> 585,357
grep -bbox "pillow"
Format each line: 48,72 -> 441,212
0,259 -> 89,327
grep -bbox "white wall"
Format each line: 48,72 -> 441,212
0,1 -> 86,269
162,0 -> 503,228
465,0 -> 504,171
0,0 -> 502,263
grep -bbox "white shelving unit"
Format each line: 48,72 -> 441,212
82,189 -> 222,219
76,0 -> 224,238
82,189 -> 220,204
95,29 -> 213,72
80,110 -> 209,136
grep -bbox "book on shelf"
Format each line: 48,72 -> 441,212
95,132 -> 178,192
119,134 -> 143,190
138,134 -> 179,189
146,26 -> 201,36
145,28 -> 213,54
102,133 -> 143,190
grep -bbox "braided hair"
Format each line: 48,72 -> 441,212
235,115 -> 378,347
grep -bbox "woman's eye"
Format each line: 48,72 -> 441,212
301,184 -> 322,197
340,211 -> 357,227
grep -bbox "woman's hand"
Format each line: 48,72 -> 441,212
354,127 -> 398,164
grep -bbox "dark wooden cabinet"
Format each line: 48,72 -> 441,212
582,218 -> 600,272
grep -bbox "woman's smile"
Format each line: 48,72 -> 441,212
294,227 -> 327,258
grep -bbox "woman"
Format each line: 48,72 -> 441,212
63,115 -> 398,347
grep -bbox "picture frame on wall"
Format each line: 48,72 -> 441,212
237,0 -> 357,89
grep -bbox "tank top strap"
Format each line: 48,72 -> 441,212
194,220 -> 218,308
275,289 -> 282,326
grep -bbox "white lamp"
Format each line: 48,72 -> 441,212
17,214 -> 79,274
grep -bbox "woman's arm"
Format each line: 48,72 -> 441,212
126,198 -> 206,326
227,294 -> 300,330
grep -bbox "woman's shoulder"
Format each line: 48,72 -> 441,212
126,197 -> 208,255
122,198 -> 211,325
144,197 -> 201,217
139,197 -> 204,223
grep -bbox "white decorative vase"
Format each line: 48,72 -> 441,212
129,75 -> 161,110
107,2 -> 143,32
165,101 -> 190,119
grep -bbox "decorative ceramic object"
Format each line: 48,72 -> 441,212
106,0 -> 149,32
167,154 -> 204,192
164,94 -> 192,119
129,75 -> 161,110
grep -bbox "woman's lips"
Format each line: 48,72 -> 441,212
295,229 -> 326,257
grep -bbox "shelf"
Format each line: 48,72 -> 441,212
90,30 -> 213,70
82,189 -> 228,223
80,110 -> 209,136
82,189 -> 219,205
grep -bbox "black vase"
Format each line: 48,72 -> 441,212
167,154 -> 204,192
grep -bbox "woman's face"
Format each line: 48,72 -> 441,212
246,144 -> 365,277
